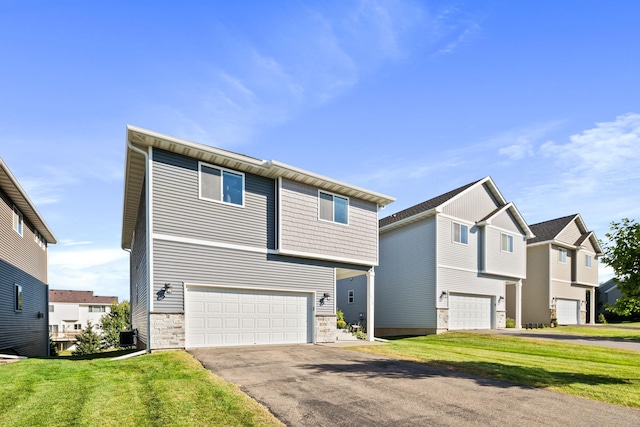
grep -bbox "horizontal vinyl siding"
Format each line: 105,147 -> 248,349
152,149 -> 275,250
153,239 -> 336,315
0,188 -> 48,283
0,259 -> 48,357
376,219 -> 436,329
557,220 -> 582,244
130,186 -> 149,347
552,280 -> 587,301
551,245 -> 572,281
492,209 -> 524,234
442,183 -> 500,222
437,267 -> 505,301
522,245 -> 551,324
437,216 -> 477,272
575,251 -> 598,285
336,275 -> 367,325
483,226 -> 526,278
280,179 -> 378,264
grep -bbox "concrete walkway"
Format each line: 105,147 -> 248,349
190,344 -> 640,427
472,328 -> 640,352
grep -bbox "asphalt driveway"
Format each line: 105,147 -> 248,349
190,344 -> 640,427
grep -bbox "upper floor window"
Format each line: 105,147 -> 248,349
15,284 -> 23,311
501,233 -> 514,253
558,247 -> 567,264
348,290 -> 355,304
318,191 -> 348,224
49,325 -> 58,333
89,305 -> 106,313
13,206 -> 23,236
199,162 -> 244,206
585,254 -> 593,268
34,231 -> 46,250
49,304 -> 54,312
453,222 -> 469,245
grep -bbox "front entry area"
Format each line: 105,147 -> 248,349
185,285 -> 313,347
448,294 -> 493,330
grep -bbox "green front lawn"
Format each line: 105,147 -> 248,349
529,324 -> 640,341
0,351 -> 283,427
355,332 -> 640,408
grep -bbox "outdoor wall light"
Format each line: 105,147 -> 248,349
319,293 -> 330,306
37,311 -> 44,318
498,296 -> 504,303
439,291 -> 447,300
163,283 -> 172,294
323,292 -> 330,299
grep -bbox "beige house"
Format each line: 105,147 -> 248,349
521,214 -> 602,325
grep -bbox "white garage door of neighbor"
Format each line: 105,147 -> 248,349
186,286 -> 313,348
556,299 -> 579,325
449,294 -> 493,330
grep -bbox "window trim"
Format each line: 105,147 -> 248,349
15,284 -> 23,311
317,190 -> 349,225
89,305 -> 106,313
348,290 -> 355,304
501,233 -> 514,253
198,161 -> 245,207
452,222 -> 469,245
12,205 -> 23,236
585,254 -> 593,268
558,247 -> 567,264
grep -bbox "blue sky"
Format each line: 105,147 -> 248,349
2,1 -> 639,301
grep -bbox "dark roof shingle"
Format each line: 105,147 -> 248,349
49,290 -> 118,304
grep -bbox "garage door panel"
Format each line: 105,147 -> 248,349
187,287 -> 312,347
449,294 -> 493,330
556,299 -> 579,325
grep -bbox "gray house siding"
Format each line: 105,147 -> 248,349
336,274 -> 368,325
492,209 -> 524,234
152,149 -> 276,250
437,216 -> 477,272
442,183 -> 499,222
130,185 -> 149,348
0,188 -> 48,357
376,218 -> 436,333
279,179 -> 378,264
153,239 -> 337,316
483,225 -> 527,278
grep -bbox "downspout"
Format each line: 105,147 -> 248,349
126,140 -> 152,352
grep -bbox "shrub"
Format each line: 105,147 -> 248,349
337,320 -> 347,329
597,313 -> 608,324
505,317 -> 516,328
72,321 -> 102,356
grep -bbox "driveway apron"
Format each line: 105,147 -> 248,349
189,344 -> 640,427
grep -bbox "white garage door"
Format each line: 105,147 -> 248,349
449,294 -> 493,330
186,286 -> 313,347
556,299 -> 579,325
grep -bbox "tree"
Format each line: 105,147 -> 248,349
99,301 -> 130,349
601,218 -> 640,316
72,321 -> 102,356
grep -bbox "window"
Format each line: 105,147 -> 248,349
558,247 -> 567,264
586,254 -> 592,268
453,222 -> 469,245
74,324 -> 82,330
501,233 -> 514,253
318,191 -> 348,224
12,206 -> 23,236
348,290 -> 355,304
49,325 -> 58,334
15,284 -> 23,311
199,163 -> 244,206
89,305 -> 106,313
49,304 -> 54,312
34,231 -> 46,250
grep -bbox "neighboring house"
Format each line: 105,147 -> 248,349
523,214 -> 602,325
339,177 -> 533,336
121,126 -> 394,350
597,278 -> 623,316
49,290 -> 118,351
0,157 -> 57,357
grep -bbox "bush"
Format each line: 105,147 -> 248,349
72,321 -> 102,356
505,317 -> 516,328
336,320 -> 347,329
598,313 -> 608,324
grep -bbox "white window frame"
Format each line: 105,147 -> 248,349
15,284 -> 23,311
13,205 -> 23,236
501,233 -> 514,253
198,161 -> 245,207
452,222 -> 469,245
348,290 -> 355,304
34,231 -> 46,250
318,190 -> 349,225
89,305 -> 106,313
585,254 -> 592,268
558,247 -> 567,264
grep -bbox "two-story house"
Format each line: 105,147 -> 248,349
523,214 -> 602,325
339,177 -> 533,336
49,289 -> 118,351
121,126 -> 394,350
0,157 -> 57,357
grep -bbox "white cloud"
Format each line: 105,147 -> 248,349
18,165 -> 77,206
495,120 -> 565,161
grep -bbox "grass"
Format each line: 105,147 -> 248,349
530,324 -> 640,341
355,332 -> 640,408
0,350 -> 283,427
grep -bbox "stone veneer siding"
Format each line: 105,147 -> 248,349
315,315 -> 337,343
436,308 -> 449,332
496,310 -> 506,328
150,312 -> 185,349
